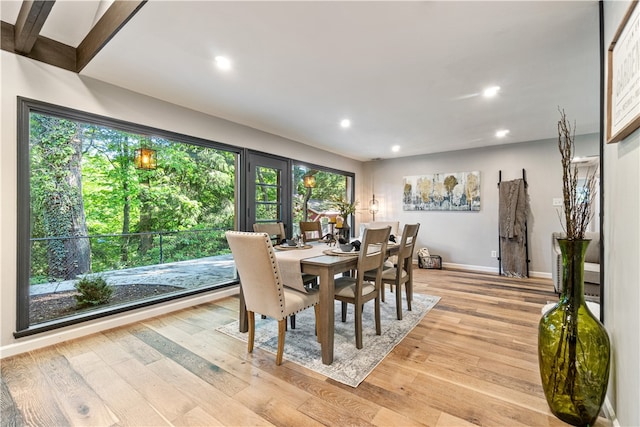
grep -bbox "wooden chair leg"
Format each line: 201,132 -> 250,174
290,314 -> 296,329
407,280 -> 413,311
396,282 -> 403,320
341,301 -> 347,322
314,304 -> 321,342
248,311 -> 255,354
375,297 -> 381,336
276,319 -> 286,365
355,303 -> 363,349
381,283 -> 386,302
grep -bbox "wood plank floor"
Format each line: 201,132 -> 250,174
1,269 -> 611,426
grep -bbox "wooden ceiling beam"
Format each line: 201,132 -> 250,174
1,0 -> 146,73
76,0 -> 147,72
2,20 -> 76,72
13,0 -> 55,54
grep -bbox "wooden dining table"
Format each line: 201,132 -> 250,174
237,242 -> 398,365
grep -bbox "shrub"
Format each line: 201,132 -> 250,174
74,275 -> 113,308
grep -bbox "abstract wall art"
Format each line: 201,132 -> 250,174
403,171 -> 480,211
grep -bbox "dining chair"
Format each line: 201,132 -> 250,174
364,223 -> 420,320
360,220 -> 401,270
225,231 -> 320,365
334,226 -> 391,349
253,222 -> 286,245
254,221 -> 310,328
299,221 -> 323,243
254,221 -> 318,294
256,222 -> 318,326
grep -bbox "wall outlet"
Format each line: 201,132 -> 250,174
553,198 -> 563,207
491,250 -> 497,258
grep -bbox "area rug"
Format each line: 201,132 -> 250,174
217,293 -> 440,387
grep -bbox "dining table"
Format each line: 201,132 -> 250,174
237,241 -> 398,365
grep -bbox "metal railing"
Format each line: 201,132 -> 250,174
30,228 -> 230,284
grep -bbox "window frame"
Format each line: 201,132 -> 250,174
292,160 -> 356,232
14,98 -> 356,338
15,97 -> 242,337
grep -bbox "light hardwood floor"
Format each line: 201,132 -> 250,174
1,268 -> 611,426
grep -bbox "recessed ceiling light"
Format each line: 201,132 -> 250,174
340,119 -> 351,128
496,129 -> 510,138
214,56 -> 231,71
391,145 -> 400,152
483,86 -> 500,97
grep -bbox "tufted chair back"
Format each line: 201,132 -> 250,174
226,231 -> 287,320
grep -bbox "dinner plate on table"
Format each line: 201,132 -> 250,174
323,248 -> 358,256
275,244 -> 312,250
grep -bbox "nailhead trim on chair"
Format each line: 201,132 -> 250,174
232,231 -> 319,319
263,233 -> 287,317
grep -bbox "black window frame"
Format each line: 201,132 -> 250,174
14,97 -> 356,338
15,97 -> 242,337
292,160 -> 356,233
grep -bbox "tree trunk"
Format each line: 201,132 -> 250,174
303,186 -> 312,221
117,141 -> 132,263
44,127 -> 91,279
138,176 -> 153,255
121,182 -> 131,263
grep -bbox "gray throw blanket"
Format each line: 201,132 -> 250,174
499,179 -> 529,277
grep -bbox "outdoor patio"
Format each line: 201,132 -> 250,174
29,254 -> 237,296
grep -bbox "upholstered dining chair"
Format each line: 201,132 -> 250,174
299,221 -> 323,243
334,226 -> 391,349
253,221 -> 311,328
255,222 -> 318,325
253,222 -> 286,245
365,223 -> 420,320
225,231 -> 319,365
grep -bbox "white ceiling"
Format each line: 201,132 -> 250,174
1,1 -> 601,161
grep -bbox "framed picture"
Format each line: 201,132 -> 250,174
607,0 -> 640,144
403,171 -> 480,211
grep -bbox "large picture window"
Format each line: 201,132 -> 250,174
17,99 -> 240,335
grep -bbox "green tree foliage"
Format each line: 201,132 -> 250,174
292,166 -> 350,227
82,126 -> 139,262
30,113 -> 237,283
154,141 -> 235,230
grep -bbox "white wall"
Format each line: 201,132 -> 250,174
603,2 -> 640,425
0,52 -> 362,354
359,135 -> 599,276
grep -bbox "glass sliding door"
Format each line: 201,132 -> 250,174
246,151 -> 290,236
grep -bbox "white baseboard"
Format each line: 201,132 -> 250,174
0,287 -> 239,359
603,397 -> 620,427
442,262 -> 499,274
529,271 -> 551,279
436,262 -> 551,279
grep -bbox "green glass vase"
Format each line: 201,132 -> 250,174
538,239 -> 610,426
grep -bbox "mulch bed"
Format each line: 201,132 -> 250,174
30,284 -> 184,324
